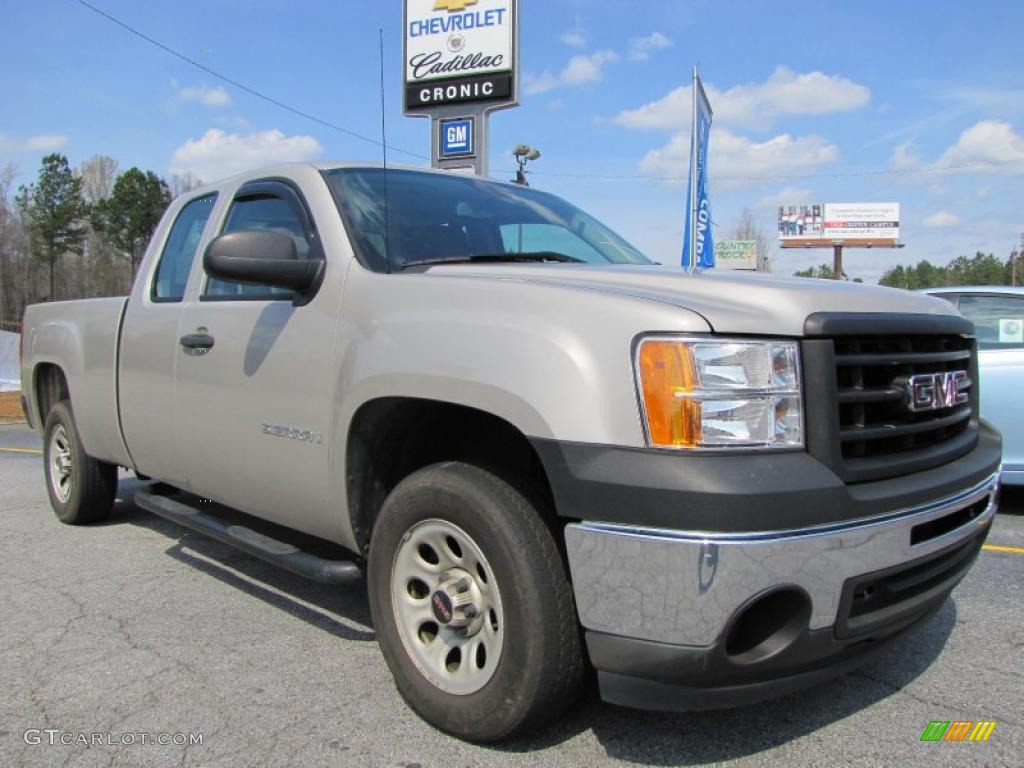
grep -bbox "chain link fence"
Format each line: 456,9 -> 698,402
0,323 -> 19,392
0,320 -> 24,422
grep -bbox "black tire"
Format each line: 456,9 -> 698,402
43,400 -> 117,525
367,462 -> 584,742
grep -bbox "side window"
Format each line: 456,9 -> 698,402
204,193 -> 311,299
957,294 -> 1024,350
151,195 -> 217,301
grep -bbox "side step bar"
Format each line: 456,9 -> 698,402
134,490 -> 362,585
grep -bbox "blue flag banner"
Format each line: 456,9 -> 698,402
682,70 -> 714,270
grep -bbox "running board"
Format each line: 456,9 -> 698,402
133,490 -> 362,584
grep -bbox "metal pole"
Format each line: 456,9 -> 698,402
687,65 -> 698,273
833,244 -> 843,280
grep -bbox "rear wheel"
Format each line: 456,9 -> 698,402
368,462 -> 584,742
43,401 -> 117,525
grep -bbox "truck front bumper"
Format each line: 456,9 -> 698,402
563,467 -> 999,711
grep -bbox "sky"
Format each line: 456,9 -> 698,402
2,0 -> 1023,282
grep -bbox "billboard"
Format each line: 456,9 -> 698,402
404,0 -> 517,111
714,240 -> 757,270
778,202 -> 899,244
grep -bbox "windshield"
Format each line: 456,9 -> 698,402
323,168 -> 652,272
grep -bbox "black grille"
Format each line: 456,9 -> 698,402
802,313 -> 979,484
835,528 -> 986,639
834,335 -> 973,462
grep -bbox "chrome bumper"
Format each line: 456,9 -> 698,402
565,472 -> 999,646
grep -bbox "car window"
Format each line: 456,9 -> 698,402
323,168 -> 651,272
498,223 -> 606,263
151,194 -> 217,302
204,194 -> 310,299
957,294 -> 1024,350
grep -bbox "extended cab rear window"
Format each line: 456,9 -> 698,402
151,194 -> 217,302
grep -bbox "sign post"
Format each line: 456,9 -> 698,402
403,0 -> 519,176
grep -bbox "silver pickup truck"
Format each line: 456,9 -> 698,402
20,163 -> 1001,742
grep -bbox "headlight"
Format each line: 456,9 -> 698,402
634,337 -> 803,450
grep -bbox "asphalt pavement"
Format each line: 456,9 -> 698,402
1,422 -> 1021,767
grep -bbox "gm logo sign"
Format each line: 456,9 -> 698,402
440,117 -> 475,158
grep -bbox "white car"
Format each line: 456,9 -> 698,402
927,286 -> 1024,486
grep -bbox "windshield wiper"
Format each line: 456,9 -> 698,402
399,251 -> 584,271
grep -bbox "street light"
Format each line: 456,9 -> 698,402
512,144 -> 541,186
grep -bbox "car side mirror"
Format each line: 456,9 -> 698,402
203,230 -> 323,294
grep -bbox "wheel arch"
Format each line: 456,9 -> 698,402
345,396 -> 559,556
32,362 -> 70,426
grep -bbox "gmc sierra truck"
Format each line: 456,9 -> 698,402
21,163 -> 1001,742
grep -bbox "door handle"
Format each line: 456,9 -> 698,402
180,332 -> 215,351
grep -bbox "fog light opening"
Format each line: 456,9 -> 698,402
725,587 -> 811,665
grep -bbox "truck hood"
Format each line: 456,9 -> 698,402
425,263 -> 958,336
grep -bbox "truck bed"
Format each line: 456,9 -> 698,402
21,297 -> 131,467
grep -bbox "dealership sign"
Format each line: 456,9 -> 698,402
404,0 -> 517,111
714,240 -> 757,270
779,202 -> 900,244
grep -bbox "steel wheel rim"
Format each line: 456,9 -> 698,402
48,424 -> 73,503
391,518 -> 505,695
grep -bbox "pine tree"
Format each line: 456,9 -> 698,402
93,168 -> 171,276
20,154 -> 88,300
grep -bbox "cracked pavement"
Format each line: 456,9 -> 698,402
1,423 -> 1022,767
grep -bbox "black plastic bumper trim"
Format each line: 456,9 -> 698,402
530,422 -> 1000,533
589,600 -> 944,712
20,394 -> 33,429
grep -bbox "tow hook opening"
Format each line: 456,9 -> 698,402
725,587 -> 811,665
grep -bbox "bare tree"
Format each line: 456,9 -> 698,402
0,164 -> 18,323
78,155 -> 123,296
729,207 -> 773,271
169,171 -> 203,198
79,155 -> 119,206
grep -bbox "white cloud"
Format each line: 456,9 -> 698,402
934,120 -> 1024,170
176,83 -> 232,108
638,128 -> 839,185
923,210 -> 961,228
559,30 -> 587,48
756,185 -> 815,210
940,85 -> 1024,111
629,32 -> 673,61
888,121 -> 1024,180
169,129 -> 322,181
614,66 -> 870,129
525,50 -> 618,95
890,140 -> 922,171
0,134 -> 68,153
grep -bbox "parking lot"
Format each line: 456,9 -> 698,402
1,421 -> 1021,767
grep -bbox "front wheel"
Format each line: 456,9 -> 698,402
367,462 -> 584,742
43,401 -> 117,525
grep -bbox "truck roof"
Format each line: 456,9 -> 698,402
176,161 -> 518,201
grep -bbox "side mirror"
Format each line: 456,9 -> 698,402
203,230 -> 322,294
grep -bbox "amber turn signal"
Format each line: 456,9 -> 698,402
637,340 -> 702,448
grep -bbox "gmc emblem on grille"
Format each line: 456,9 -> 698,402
903,370 -> 969,412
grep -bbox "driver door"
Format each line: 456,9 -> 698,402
173,179 -> 341,540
